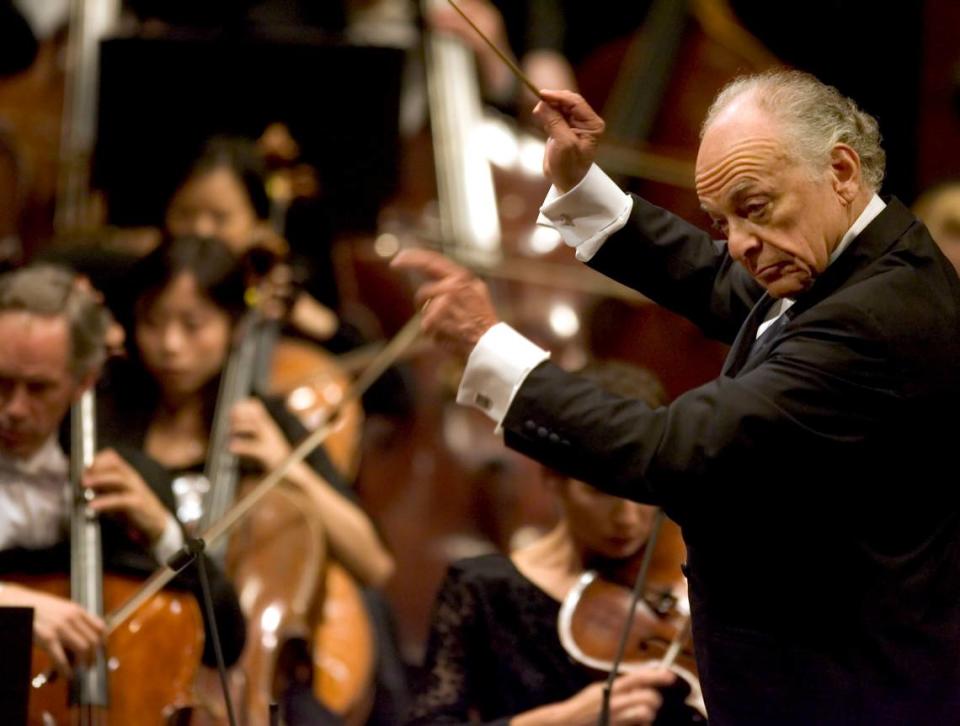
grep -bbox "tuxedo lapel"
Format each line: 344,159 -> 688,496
721,198 -> 915,378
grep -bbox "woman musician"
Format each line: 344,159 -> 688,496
95,236 -> 394,721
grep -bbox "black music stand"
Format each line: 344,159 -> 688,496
92,36 -> 404,233
0,606 -> 33,724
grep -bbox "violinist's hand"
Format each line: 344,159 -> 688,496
251,259 -> 296,322
532,90 -> 606,193
228,398 -> 292,472
84,448 -> 169,543
0,583 -> 105,679
513,668 -> 676,726
390,249 -> 499,359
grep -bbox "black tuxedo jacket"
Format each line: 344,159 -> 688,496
502,196 -> 960,725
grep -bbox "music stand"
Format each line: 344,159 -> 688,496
0,606 -> 33,724
92,36 -> 404,233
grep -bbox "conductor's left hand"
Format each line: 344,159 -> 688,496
391,249 -> 499,359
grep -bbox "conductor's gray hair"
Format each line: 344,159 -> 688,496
0,264 -> 110,379
702,70 -> 885,192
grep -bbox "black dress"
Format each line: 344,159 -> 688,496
407,553 -> 703,725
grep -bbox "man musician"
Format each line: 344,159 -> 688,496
0,264 -> 244,682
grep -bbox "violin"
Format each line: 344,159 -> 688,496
557,511 -> 704,715
23,390 -> 204,725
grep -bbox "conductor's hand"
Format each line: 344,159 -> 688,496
390,249 -> 499,359
532,90 -> 606,193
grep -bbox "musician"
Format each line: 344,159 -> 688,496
408,361 -> 703,726
95,234 -> 395,722
97,235 -> 394,589
165,134 -> 343,338
164,135 -> 418,419
394,70 -> 960,724
0,264 -> 245,678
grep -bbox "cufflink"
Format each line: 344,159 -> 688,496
474,393 -> 492,410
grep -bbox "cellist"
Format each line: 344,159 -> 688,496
0,263 -> 245,679
95,236 -> 394,723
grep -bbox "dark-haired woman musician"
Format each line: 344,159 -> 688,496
95,236 -> 394,722
98,235 -> 393,591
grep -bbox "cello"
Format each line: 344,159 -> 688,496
22,390 -> 204,725
191,298 -> 374,725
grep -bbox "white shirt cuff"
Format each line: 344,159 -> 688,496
536,163 -> 633,261
151,514 -> 185,565
457,322 -> 549,433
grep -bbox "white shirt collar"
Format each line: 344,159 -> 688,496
2,435 -> 69,479
763,194 -> 886,326
829,193 -> 886,266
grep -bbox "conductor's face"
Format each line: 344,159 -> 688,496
696,95 -> 862,299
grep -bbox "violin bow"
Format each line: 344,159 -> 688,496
599,507 -> 666,726
103,311 -> 422,633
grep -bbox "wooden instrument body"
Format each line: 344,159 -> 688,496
12,572 -> 203,725
557,515 -> 704,713
196,319 -> 373,725
266,337 -> 364,482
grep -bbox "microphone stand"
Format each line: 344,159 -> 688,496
598,508 -> 666,726
166,538 -> 238,726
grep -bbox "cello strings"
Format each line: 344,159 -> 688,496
444,0 -> 544,100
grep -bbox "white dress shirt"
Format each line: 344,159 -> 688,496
0,437 -> 70,551
0,437 -> 183,563
459,165 -> 888,429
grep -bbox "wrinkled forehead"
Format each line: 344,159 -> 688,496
695,133 -> 794,207
695,97 -> 796,203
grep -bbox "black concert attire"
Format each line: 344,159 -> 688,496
408,553 -> 702,725
471,175 -> 960,724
